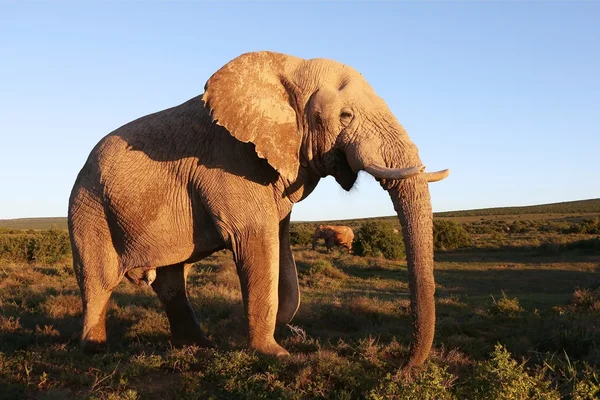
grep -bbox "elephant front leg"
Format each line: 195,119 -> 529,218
276,214 -> 300,326
233,227 -> 289,357
151,263 -> 213,348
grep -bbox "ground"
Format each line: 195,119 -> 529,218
0,207 -> 599,399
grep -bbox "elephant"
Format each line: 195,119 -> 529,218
312,225 -> 354,253
68,51 -> 449,368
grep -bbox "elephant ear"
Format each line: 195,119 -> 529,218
202,52 -> 303,182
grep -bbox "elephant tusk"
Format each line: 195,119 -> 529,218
424,169 -> 450,183
364,164 -> 425,180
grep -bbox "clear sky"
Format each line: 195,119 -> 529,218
1,1 -> 598,221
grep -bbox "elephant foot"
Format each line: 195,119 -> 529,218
81,338 -> 108,353
251,340 -> 290,358
81,321 -> 109,353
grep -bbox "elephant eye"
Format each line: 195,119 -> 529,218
340,108 -> 354,124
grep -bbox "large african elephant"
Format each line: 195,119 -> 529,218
68,51 -> 449,368
312,225 -> 354,253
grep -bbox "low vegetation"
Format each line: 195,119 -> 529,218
1,201 -> 600,398
433,220 -> 471,250
352,221 -> 404,259
435,198 -> 600,218
289,223 -> 316,246
0,228 -> 71,264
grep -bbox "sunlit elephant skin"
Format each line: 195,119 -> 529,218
312,225 -> 354,253
68,51 -> 449,367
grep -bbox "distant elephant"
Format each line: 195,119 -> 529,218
68,51 -> 449,368
312,225 -> 354,253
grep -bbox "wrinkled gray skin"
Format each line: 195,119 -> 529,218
68,51 -> 449,368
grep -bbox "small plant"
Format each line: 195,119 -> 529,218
463,344 -> 560,399
305,259 -> 346,279
488,291 -> 523,317
433,220 -> 470,250
570,288 -> 600,311
368,362 -> 456,400
352,222 -> 404,260
571,364 -> 600,400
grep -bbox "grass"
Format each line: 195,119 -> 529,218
435,198 -> 600,218
1,206 -> 600,398
0,218 -> 68,230
5,198 -> 598,232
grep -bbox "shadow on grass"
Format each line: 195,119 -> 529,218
435,244 -> 600,263
435,267 -> 600,297
2,259 -> 599,374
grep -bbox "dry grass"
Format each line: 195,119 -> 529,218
1,221 -> 600,398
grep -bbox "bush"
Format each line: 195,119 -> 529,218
289,223 -> 315,246
571,364 -> 600,400
488,291 -> 524,317
369,362 -> 456,399
508,219 -> 542,234
578,218 -> 600,234
352,222 -> 404,260
464,223 -> 498,234
304,259 -> 346,279
0,228 -> 71,264
463,344 -> 560,400
561,218 -> 600,235
433,220 -> 470,250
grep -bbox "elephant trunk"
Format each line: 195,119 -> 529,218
388,177 -> 436,368
344,111 -> 445,367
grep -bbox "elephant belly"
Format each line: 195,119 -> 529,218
103,170 -> 224,269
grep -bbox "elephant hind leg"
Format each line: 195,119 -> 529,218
81,289 -> 112,352
76,257 -> 122,352
151,263 -> 213,348
71,185 -> 123,352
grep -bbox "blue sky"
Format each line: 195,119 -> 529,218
1,1 -> 598,221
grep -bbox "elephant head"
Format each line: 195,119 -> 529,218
202,52 -> 449,367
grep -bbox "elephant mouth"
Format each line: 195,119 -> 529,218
334,150 -> 359,191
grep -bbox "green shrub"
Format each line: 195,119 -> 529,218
0,228 -> 71,264
570,218 -> 600,234
289,223 -> 315,246
464,222 -> 499,234
488,291 -> 524,317
571,364 -> 600,400
352,222 -> 404,260
509,220 -> 536,234
369,362 -> 456,400
305,259 -> 346,279
463,344 -> 560,400
433,220 -> 470,250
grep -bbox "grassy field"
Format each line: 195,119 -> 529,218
0,218 -> 68,231
1,202 -> 599,399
